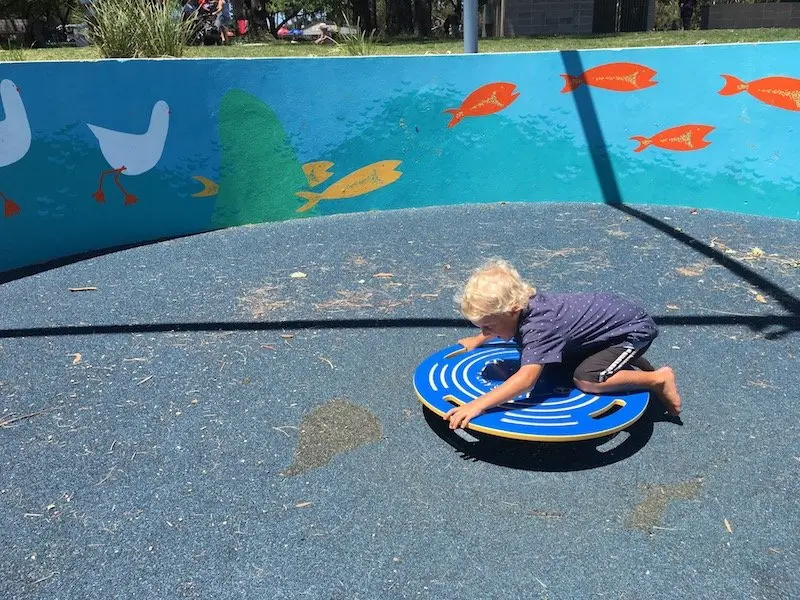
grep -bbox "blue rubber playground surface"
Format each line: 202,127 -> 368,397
1,202 -> 799,599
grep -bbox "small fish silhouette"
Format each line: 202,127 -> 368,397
630,125 -> 714,153
191,175 -> 219,197
561,62 -> 657,93
718,74 -> 800,112
302,161 -> 335,187
444,82 -> 520,128
1,193 -> 19,217
295,160 -> 402,213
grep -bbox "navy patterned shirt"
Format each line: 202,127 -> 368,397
514,292 -> 658,365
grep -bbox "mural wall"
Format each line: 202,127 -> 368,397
1,42 -> 799,273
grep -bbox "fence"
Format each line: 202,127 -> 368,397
592,0 -> 652,33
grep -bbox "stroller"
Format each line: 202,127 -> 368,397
186,0 -> 221,45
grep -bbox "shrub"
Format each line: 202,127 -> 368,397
335,16 -> 380,56
85,0 -> 196,58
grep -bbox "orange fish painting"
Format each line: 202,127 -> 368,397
561,62 -> 657,93
302,160 -> 335,187
444,82 -> 520,128
630,125 -> 714,153
295,160 -> 402,213
719,74 -> 800,112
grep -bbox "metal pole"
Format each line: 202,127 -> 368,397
646,0 -> 656,31
463,0 -> 478,53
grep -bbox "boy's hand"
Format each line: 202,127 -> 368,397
444,402 -> 484,430
442,364 -> 544,430
457,334 -> 487,352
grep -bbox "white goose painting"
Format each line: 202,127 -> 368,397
0,79 -> 31,218
87,100 -> 170,205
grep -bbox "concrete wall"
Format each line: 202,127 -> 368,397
701,3 -> 800,29
1,42 -> 799,274
500,0 -> 595,35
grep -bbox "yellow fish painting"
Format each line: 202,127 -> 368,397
295,160 -> 403,213
302,161 -> 335,188
191,175 -> 219,197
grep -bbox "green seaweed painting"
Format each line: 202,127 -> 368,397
211,89 -> 307,228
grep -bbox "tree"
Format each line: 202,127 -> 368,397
0,0 -> 77,45
351,0 -> 374,32
386,0 -> 412,34
414,0 -> 431,36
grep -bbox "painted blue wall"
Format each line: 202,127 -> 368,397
1,42 -> 798,273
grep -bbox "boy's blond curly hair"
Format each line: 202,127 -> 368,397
455,258 -> 536,322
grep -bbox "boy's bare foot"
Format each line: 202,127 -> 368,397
654,367 -> 682,416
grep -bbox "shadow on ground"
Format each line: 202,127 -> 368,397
422,401 -> 682,472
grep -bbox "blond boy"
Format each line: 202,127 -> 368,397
445,259 -> 682,430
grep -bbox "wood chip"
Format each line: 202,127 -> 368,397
69,353 -> 82,365
290,272 -> 307,278
724,518 -> 733,533
665,304 -> 679,310
68,287 -> 97,292
0,407 -> 55,428
30,571 -> 58,585
373,272 -> 393,278
295,502 -> 312,508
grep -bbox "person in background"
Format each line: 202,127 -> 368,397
214,0 -> 233,44
314,23 -> 334,44
679,0 -> 696,30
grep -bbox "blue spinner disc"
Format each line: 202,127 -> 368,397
414,341 -> 650,442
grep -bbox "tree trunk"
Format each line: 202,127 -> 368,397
353,0 -> 374,31
413,0 -> 431,36
386,0 -> 413,34
369,0 -> 377,32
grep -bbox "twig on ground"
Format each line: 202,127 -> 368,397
0,407 -> 56,428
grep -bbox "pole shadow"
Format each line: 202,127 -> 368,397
559,50 -> 800,325
0,313 -> 797,340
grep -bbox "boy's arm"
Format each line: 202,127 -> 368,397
444,363 -> 543,430
457,331 -> 494,351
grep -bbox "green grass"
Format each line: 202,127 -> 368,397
1,28 -> 798,61
2,39 -> 28,61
